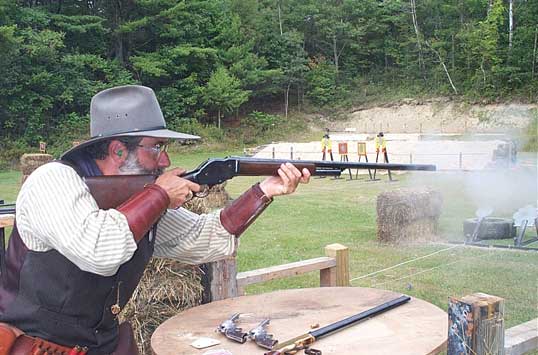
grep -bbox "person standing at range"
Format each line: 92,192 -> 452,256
0,85 -> 310,355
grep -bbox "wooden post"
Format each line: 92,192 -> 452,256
272,146 -> 275,159
320,244 -> 349,287
201,257 -> 239,303
448,293 -> 505,355
201,238 -> 240,303
290,146 -> 294,160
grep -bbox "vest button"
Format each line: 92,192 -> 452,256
111,304 -> 121,315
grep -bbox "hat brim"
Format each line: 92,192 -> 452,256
60,129 -> 200,160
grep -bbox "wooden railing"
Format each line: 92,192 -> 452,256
203,243 -> 350,302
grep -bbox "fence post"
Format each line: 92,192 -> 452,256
320,244 -> 349,287
201,255 -> 239,303
448,293 -> 505,355
290,146 -> 294,160
459,152 -> 463,169
272,146 -> 275,159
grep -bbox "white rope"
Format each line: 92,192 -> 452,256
349,244 -> 461,283
370,252 -> 490,288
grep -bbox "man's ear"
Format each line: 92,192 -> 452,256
108,140 -> 127,164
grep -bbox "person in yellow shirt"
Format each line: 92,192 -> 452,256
375,132 -> 387,154
321,129 -> 334,161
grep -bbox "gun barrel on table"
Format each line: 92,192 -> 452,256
264,295 -> 411,355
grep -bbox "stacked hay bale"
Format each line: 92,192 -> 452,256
377,188 -> 443,244
20,153 -> 53,183
120,183 -> 232,354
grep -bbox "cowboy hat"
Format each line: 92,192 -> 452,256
61,85 -> 199,159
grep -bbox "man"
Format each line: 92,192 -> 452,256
321,128 -> 333,161
0,85 -> 310,355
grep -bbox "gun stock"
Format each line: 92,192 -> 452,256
83,175 -> 157,210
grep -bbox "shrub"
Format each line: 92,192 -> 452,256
241,111 -> 282,144
522,109 -> 537,152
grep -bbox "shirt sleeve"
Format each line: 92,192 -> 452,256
15,162 -> 138,276
153,207 -> 235,264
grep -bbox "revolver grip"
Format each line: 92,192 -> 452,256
225,329 -> 247,343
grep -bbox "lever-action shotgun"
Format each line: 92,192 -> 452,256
264,295 -> 411,355
84,156 -> 436,209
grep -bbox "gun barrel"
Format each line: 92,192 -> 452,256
0,204 -> 16,215
235,157 -> 436,173
310,295 -> 411,339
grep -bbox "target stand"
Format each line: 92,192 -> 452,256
355,142 -> 374,181
335,142 -> 353,180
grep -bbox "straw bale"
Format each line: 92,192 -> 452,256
123,182 -> 231,354
377,188 -> 443,244
20,154 -> 53,175
119,259 -> 203,355
183,182 -> 232,214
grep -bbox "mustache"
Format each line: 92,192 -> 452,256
119,154 -> 164,175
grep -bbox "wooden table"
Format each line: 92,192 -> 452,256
0,214 -> 14,228
151,287 -> 447,355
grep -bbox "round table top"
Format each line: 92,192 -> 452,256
151,287 -> 447,355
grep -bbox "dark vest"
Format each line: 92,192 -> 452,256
0,161 -> 154,354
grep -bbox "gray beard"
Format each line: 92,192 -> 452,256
119,153 -> 164,175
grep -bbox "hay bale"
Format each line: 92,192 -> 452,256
377,188 -> 443,244
119,259 -> 203,355
20,153 -> 53,175
182,182 -> 232,214
123,182 -> 231,354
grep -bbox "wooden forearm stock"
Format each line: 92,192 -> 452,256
84,175 -> 157,210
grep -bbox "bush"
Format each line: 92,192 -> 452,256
241,111 -> 282,144
0,140 -> 35,170
168,117 -> 224,143
522,109 -> 538,152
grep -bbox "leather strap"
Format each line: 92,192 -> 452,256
220,183 -> 273,236
0,322 -> 20,355
11,336 -> 75,355
0,323 -> 75,355
117,184 -> 169,243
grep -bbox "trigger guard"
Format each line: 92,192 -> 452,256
195,185 -> 210,198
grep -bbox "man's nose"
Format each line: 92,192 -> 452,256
157,151 -> 171,168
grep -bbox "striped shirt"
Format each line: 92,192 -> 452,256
15,162 -> 235,277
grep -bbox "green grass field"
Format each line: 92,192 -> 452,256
1,149 -> 537,330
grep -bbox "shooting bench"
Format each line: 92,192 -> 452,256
151,287 -> 448,355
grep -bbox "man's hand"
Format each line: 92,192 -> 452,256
259,163 -> 311,198
155,168 -> 200,209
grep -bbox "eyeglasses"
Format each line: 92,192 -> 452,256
137,143 -> 169,157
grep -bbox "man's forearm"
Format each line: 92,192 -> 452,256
220,183 -> 273,237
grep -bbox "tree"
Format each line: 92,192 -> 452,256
203,67 -> 250,128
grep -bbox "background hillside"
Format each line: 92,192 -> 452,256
1,0 -> 537,165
